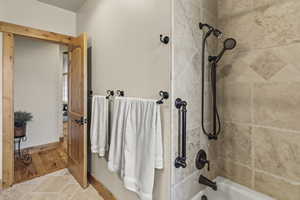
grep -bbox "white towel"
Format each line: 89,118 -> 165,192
90,95 -> 108,157
108,97 -> 163,200
108,97 -> 130,173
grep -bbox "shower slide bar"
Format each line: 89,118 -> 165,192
199,22 -> 237,140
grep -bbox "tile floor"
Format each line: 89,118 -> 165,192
0,169 -> 104,200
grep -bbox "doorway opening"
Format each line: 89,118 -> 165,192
1,21 -> 88,189
13,36 -> 69,183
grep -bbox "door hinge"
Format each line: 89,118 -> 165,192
83,118 -> 88,124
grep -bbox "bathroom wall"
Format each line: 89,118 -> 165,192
0,0 -> 76,180
171,0 -> 219,199
77,0 -> 171,199
217,0 -> 300,200
14,37 -> 63,149
0,0 -> 76,36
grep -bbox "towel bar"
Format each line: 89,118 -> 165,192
156,91 -> 169,104
106,90 -> 114,99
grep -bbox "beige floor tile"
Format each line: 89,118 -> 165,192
0,169 -> 104,200
70,185 -> 103,200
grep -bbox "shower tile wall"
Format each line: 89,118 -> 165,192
171,0 -> 218,199
217,0 -> 300,199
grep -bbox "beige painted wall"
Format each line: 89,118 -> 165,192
0,0 -> 76,180
77,0 -> 171,199
14,37 -> 62,149
0,0 -> 76,36
217,1 -> 300,200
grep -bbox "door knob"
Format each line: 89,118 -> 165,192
74,117 -> 87,125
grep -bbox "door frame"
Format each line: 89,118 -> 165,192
0,21 -> 83,188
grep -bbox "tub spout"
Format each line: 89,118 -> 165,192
199,175 -> 217,191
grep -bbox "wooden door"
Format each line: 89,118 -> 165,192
68,33 -> 88,188
2,33 -> 15,188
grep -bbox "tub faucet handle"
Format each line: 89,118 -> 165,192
206,160 -> 210,171
196,149 -> 210,171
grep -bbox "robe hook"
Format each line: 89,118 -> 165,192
160,35 -> 170,44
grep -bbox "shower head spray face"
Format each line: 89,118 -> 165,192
213,38 -> 237,63
223,38 -> 237,50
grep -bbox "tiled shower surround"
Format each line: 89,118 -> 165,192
172,0 -> 300,200
171,0 -> 218,199
217,0 -> 300,200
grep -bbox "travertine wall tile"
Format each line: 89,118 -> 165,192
271,43 -> 300,73
219,159 -> 253,188
253,0 -> 277,9
254,1 -> 300,48
255,171 -> 300,200
253,82 -> 300,131
173,172 -> 205,200
218,12 -> 264,51
249,50 -> 285,80
218,0 -> 300,198
223,83 -> 252,123
218,0 -> 253,19
218,51 -> 266,83
172,0 -> 219,198
202,0 -> 218,17
218,123 -> 252,165
253,127 -> 300,182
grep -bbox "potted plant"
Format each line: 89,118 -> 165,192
14,111 -> 33,138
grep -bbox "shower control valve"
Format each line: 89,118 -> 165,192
196,149 -> 210,171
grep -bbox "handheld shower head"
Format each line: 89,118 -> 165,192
212,38 -> 237,63
223,38 -> 237,50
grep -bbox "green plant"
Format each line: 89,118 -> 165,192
14,111 -> 33,127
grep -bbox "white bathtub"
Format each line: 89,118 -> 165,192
191,177 -> 274,200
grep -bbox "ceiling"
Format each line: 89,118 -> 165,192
37,0 -> 87,12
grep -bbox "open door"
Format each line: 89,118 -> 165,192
68,33 -> 88,188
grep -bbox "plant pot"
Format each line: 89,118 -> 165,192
14,125 -> 26,138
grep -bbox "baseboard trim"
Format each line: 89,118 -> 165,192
59,136 -> 64,143
88,173 -> 117,200
16,141 -> 61,155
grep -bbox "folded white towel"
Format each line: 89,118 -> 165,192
90,95 -> 108,157
108,97 -> 163,200
108,97 -> 130,173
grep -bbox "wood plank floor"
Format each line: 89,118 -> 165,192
14,145 -> 67,184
